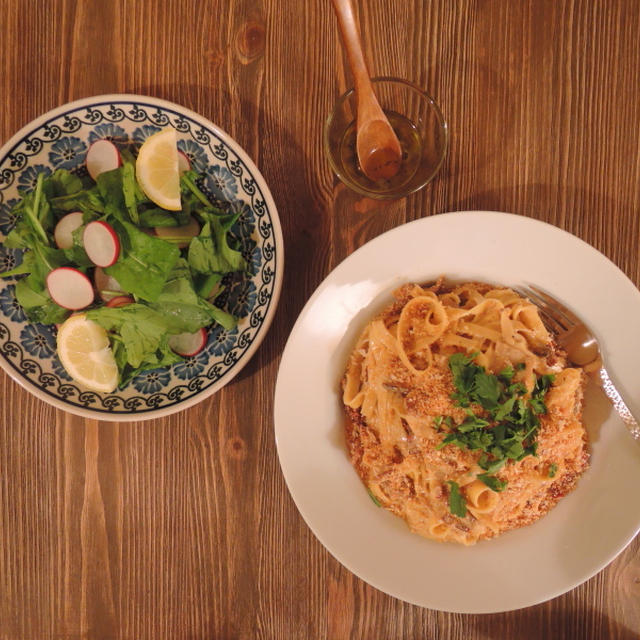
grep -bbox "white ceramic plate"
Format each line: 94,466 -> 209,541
0,95 -> 283,420
274,211 -> 640,613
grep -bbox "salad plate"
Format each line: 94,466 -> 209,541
274,211 -> 640,613
0,94 -> 283,420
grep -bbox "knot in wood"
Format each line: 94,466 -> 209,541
236,21 -> 265,64
226,436 -> 248,460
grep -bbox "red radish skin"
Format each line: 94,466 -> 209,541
177,150 -> 191,173
46,268 -> 94,310
83,221 -> 120,267
86,139 -> 122,181
54,211 -> 84,249
106,295 -> 134,308
168,328 -> 208,356
93,267 -> 123,302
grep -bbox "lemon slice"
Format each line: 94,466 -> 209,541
57,314 -> 118,393
135,128 -> 181,211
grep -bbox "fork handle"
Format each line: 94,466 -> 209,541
599,367 -> 640,441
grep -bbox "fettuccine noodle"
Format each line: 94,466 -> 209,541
342,281 -> 589,545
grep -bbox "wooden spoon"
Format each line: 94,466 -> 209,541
331,0 -> 402,181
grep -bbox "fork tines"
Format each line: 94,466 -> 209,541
514,285 -> 580,335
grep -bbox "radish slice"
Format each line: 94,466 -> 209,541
168,328 -> 208,356
177,150 -> 191,173
54,211 -> 84,249
47,268 -> 94,310
86,139 -> 122,181
83,221 -> 120,267
93,267 -> 123,301
154,216 -> 200,248
106,295 -> 134,308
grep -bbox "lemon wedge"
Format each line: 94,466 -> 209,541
135,128 -> 181,211
57,314 -> 118,393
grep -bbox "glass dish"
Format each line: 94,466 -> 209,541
324,77 -> 448,199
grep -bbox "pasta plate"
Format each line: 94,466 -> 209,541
274,211 -> 640,613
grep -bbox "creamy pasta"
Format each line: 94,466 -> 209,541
342,281 -> 589,545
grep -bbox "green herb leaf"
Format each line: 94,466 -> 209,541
477,473 -> 507,492
447,481 -> 467,517
440,353 -> 554,491
367,488 -> 382,507
498,366 -> 515,382
473,371 -> 501,409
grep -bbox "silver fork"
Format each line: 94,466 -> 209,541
515,284 -> 640,442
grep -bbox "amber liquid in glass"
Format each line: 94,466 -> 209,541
338,110 -> 422,194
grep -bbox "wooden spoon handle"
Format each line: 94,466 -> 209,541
330,0 -> 377,110
331,0 -> 403,181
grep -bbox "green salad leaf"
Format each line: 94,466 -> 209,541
187,216 -> 246,276
0,154 -> 248,388
106,220 -> 181,302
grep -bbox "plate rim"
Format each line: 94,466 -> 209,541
274,210 -> 640,612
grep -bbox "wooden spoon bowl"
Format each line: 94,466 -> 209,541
331,0 -> 402,181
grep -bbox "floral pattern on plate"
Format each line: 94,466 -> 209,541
0,95 -> 282,419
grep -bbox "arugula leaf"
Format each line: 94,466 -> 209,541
87,304 -> 173,369
187,216 -> 246,276
42,169 -> 83,199
147,259 -> 236,332
13,173 -> 51,245
198,297 -> 236,330
138,208 -> 181,227
62,225 -> 92,267
1,243 -> 68,290
14,279 -> 69,324
447,481 -> 467,517
96,168 -> 128,220
105,220 -> 180,301
121,160 -> 141,223
181,171 -> 219,208
194,272 -> 223,299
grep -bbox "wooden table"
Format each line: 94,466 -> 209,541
1,1 -> 639,638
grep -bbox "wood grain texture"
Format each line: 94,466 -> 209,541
1,0 -> 639,638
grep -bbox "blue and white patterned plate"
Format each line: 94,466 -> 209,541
0,95 -> 283,420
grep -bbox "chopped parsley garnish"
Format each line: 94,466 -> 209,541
367,488 -> 382,507
477,473 -> 507,492
439,352 -> 554,515
447,481 -> 467,517
548,463 -> 558,478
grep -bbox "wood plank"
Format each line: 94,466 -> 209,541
0,0 -> 638,637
